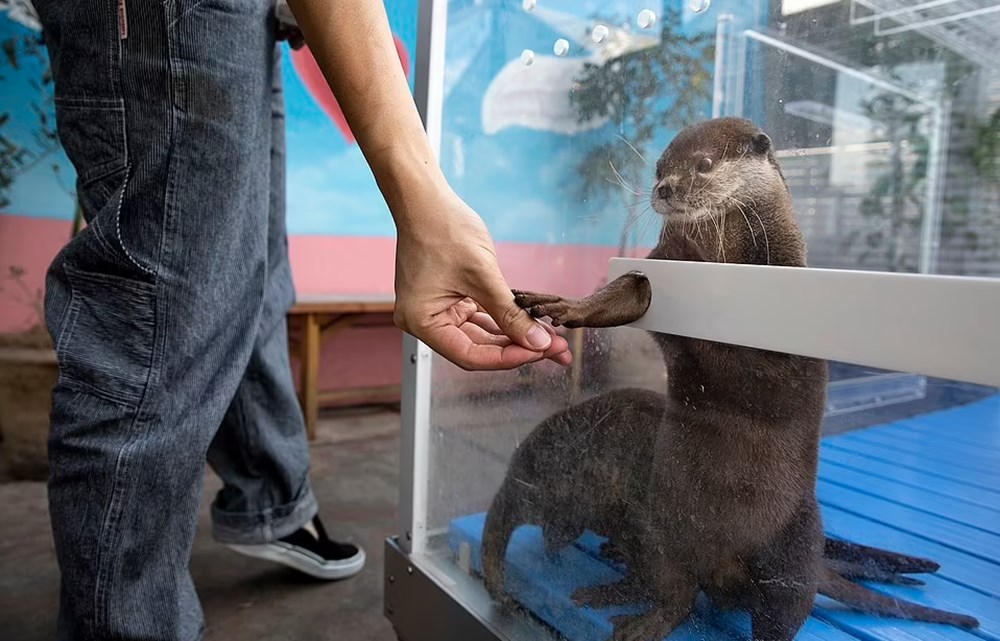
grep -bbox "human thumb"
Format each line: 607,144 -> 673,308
480,280 -> 553,352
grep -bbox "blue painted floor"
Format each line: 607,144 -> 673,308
448,394 -> 1000,641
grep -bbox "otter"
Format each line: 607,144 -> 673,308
508,118 -> 979,640
480,387 -> 977,628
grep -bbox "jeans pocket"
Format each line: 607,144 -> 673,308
55,265 -> 157,407
53,98 -> 152,277
54,97 -> 129,200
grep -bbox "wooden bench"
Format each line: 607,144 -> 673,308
288,294 -> 397,440
288,295 -> 588,440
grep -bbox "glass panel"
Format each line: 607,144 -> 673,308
412,1 -> 1000,639
425,350 -> 997,639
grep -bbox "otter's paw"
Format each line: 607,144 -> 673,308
600,540 -> 629,565
572,582 -> 635,609
512,289 -> 561,308
511,291 -> 585,327
611,610 -> 678,641
483,575 -> 506,602
484,580 -> 519,612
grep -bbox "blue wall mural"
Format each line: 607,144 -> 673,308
1,0 -> 766,247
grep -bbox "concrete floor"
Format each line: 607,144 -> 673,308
0,408 -> 403,641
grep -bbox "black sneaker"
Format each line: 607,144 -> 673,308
226,516 -> 366,580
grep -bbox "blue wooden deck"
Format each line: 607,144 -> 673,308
447,393 -> 1000,641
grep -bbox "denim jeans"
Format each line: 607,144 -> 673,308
34,1 -> 316,639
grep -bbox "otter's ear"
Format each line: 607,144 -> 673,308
752,132 -> 772,154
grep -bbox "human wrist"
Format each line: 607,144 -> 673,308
372,145 -> 456,235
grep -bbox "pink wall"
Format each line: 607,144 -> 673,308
2,214 -> 625,404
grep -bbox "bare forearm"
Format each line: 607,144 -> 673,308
286,0 -> 447,232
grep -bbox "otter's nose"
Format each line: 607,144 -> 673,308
657,180 -> 673,200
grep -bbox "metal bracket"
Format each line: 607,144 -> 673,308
384,537 -> 555,641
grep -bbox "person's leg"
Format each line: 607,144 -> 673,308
37,1 -> 279,638
205,45 -> 364,579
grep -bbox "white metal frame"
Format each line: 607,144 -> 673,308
398,0 -> 448,557
608,258 -> 1000,389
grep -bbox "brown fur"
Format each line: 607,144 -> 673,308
480,387 -> 977,628
510,118 -> 979,640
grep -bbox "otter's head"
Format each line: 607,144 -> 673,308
651,118 -> 785,222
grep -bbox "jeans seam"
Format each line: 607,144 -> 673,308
112,163 -> 155,276
166,0 -> 210,29
92,328 -> 158,634
53,287 -> 79,354
89,200 -> 127,263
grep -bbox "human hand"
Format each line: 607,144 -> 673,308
392,189 -> 572,371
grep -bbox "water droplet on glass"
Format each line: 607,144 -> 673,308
553,38 -> 570,56
521,0 -> 536,12
520,49 -> 535,66
690,0 -> 710,13
637,9 -> 656,29
591,24 -> 609,43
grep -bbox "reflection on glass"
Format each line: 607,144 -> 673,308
416,1 -> 1000,640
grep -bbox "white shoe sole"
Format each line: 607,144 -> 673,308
226,541 -> 366,580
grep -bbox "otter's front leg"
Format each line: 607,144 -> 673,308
512,271 -> 651,328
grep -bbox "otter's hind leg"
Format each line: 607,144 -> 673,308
512,271 -> 651,328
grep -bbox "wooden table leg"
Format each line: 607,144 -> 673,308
302,312 -> 320,440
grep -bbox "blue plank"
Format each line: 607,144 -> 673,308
817,460 -> 1000,532
822,440 -> 1000,492
904,394 -> 1000,426
817,479 -> 1000,564
853,421 -> 1000,459
820,504 -> 1000,599
901,417 -> 1000,450
874,419 -> 1000,454
819,450 -> 1000,512
841,431 -> 1000,475
893,395 -> 1000,443
448,513 -> 744,641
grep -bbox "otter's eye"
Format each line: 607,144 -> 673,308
696,157 -> 713,173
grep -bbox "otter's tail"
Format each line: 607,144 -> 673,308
824,537 -> 939,574
481,481 -> 525,603
818,568 -> 979,629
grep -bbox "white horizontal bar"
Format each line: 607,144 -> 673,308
743,30 -> 930,107
850,0 -> 957,26
874,3 -> 1000,36
607,258 -> 1000,389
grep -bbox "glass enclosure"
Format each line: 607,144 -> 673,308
393,1 -> 1000,640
